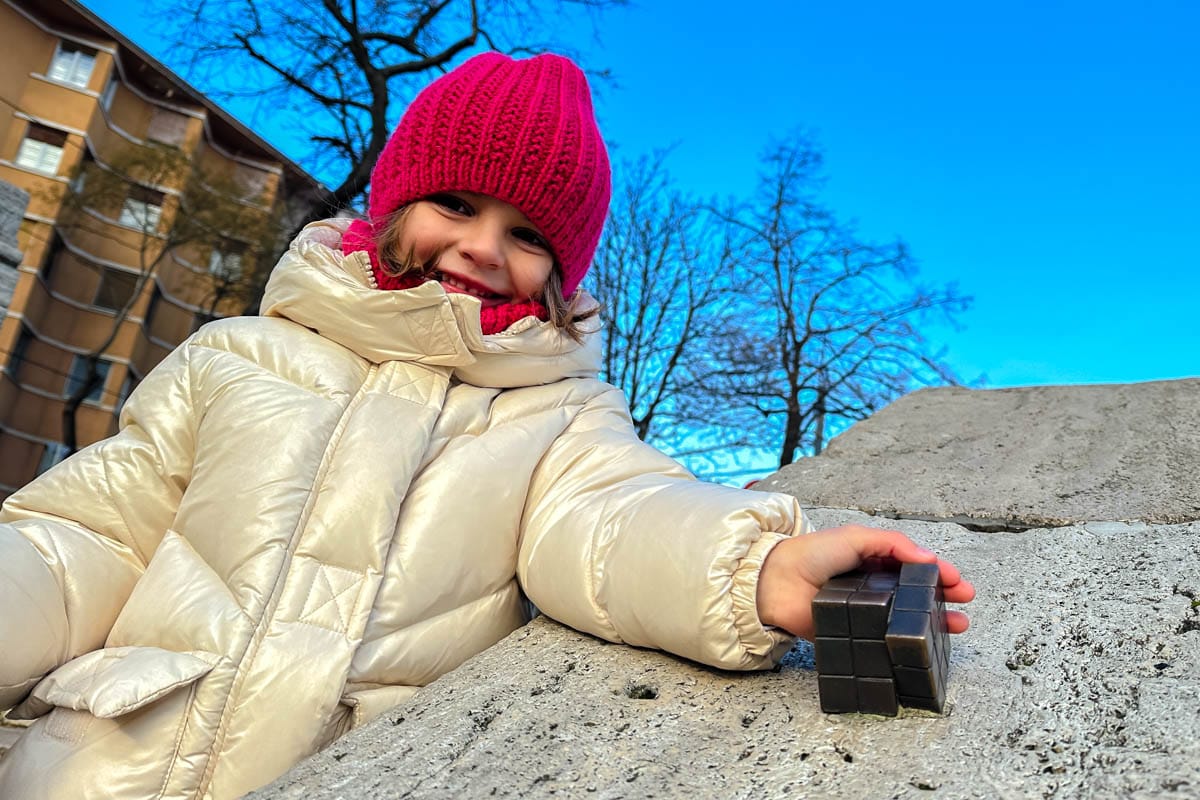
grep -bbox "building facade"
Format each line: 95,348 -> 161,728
0,0 -> 327,498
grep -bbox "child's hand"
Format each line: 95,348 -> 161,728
756,525 -> 975,641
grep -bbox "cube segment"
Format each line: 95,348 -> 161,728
893,585 -> 939,611
848,590 -> 893,638
899,693 -> 944,713
824,572 -> 867,591
814,637 -> 854,675
898,561 -> 939,587
811,587 -> 854,637
893,666 -> 938,698
885,610 -> 935,668
856,678 -> 899,716
865,571 -> 900,591
852,639 -> 893,678
818,675 -> 858,713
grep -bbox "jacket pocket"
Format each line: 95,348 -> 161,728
7,645 -> 219,721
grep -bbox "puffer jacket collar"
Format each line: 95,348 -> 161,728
260,219 -> 603,389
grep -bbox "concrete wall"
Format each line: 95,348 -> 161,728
251,379 -> 1200,799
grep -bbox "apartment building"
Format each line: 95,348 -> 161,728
0,0 -> 327,498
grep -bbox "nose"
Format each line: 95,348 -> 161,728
457,216 -> 506,270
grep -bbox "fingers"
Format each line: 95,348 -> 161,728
840,528 -> 971,590
935,557 -> 961,586
938,565 -> 973,635
844,526 -> 937,564
945,609 -> 970,634
805,526 -> 975,636
942,576 -> 975,604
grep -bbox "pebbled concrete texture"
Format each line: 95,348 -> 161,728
755,380 -> 1200,530
254,514 -> 1200,799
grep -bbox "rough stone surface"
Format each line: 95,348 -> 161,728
755,380 -> 1200,529
254,509 -> 1200,800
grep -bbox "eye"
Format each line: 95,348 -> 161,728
427,193 -> 473,216
513,228 -> 550,251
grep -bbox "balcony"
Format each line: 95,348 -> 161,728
0,370 -> 117,445
19,274 -> 146,355
20,76 -> 98,135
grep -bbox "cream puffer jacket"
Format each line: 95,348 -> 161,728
0,220 -> 809,799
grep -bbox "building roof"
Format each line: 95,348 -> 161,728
19,0 -> 331,202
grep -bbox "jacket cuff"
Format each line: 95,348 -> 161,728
730,531 -> 796,662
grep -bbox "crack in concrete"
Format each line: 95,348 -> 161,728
875,511 -> 1042,533
874,510 -> 1200,533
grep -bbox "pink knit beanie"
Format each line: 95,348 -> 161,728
348,51 -> 611,302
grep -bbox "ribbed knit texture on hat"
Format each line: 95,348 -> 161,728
358,51 -> 611,298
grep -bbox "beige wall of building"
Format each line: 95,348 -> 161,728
0,0 -> 326,498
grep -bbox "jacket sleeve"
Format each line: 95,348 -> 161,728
0,341 -> 200,710
517,386 -> 812,671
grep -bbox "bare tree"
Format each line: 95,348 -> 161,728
592,141 -> 967,482
590,155 -> 755,475
54,143 -> 282,453
173,0 -> 627,221
716,134 -> 970,468
190,219 -> 284,328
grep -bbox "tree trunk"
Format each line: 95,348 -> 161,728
779,411 -> 802,467
812,384 -> 828,455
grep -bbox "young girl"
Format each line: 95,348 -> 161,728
0,52 -> 973,799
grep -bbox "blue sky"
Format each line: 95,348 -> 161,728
84,0 -> 1199,389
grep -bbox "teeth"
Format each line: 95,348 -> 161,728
438,271 -> 496,299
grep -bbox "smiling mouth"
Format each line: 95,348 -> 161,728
433,270 -> 507,304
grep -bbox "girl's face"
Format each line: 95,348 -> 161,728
395,191 -> 554,308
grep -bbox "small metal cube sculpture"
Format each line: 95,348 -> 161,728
812,561 -> 950,715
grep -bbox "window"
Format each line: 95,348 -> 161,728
145,283 -> 188,344
233,164 -> 268,200
5,325 -> 33,381
93,267 -> 138,311
67,355 -> 110,403
147,108 -> 188,147
69,166 -> 86,194
70,150 -> 94,195
118,185 -> 164,231
15,124 -> 67,175
100,76 -> 118,111
208,239 -> 245,281
36,442 -> 69,476
40,233 -> 65,284
48,41 -> 96,88
117,369 -> 138,409
144,284 -> 163,332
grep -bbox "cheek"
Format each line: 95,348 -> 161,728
395,214 -> 446,262
401,227 -> 434,260
515,259 -> 554,298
